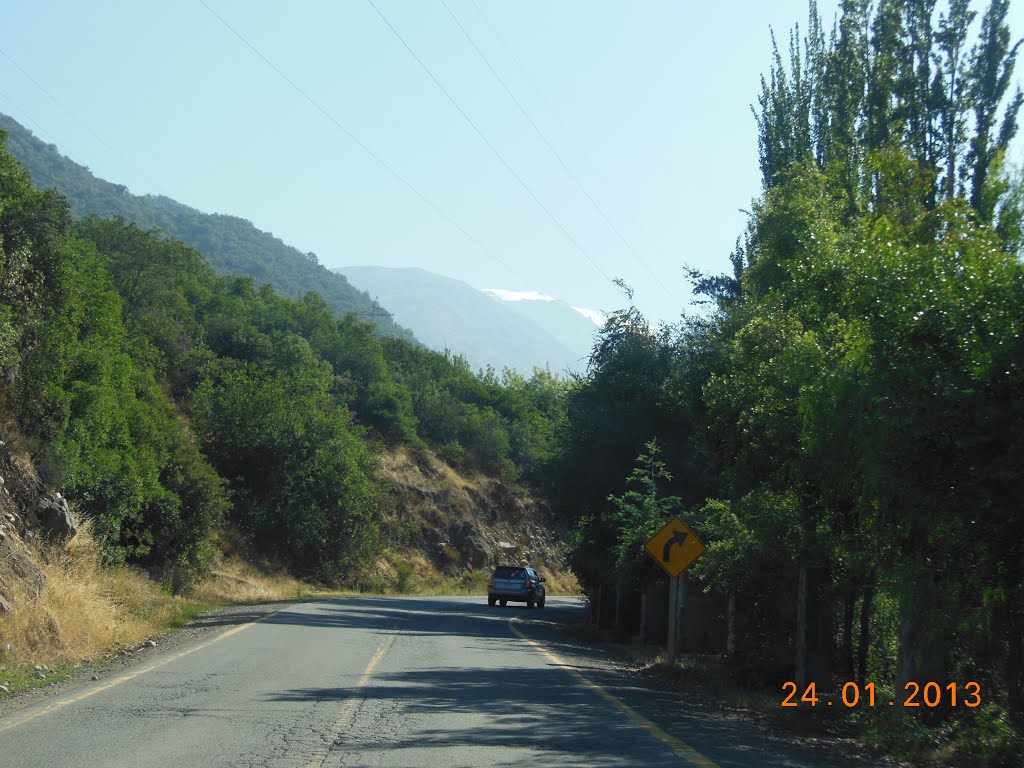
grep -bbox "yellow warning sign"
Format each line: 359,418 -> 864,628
644,517 -> 706,577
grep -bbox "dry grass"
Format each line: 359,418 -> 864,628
191,527 -> 339,605
191,556 -> 322,604
426,453 -> 478,492
378,445 -> 479,495
0,520 -> 196,674
535,569 -> 580,595
0,528 -> 574,670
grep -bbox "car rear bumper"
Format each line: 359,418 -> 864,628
488,590 -> 535,601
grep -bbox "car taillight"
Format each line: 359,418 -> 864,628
524,578 -> 532,588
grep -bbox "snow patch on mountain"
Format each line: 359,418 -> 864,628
570,306 -> 606,326
480,288 -> 555,302
482,288 -> 604,328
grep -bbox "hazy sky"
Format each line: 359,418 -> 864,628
2,1 -> 1022,325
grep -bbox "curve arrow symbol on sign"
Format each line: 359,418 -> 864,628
662,530 -> 688,563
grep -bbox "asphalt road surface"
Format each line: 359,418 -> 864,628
0,596 -> 873,768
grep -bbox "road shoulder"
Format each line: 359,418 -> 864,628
0,601 -> 291,721
509,602 -> 912,768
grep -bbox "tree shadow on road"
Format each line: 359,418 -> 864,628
265,664 -> 691,768
256,597 -> 851,768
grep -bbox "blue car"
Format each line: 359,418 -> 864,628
487,565 -> 546,609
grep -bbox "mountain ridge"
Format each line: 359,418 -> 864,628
337,265 -> 588,375
481,289 -> 600,362
0,113 -> 414,341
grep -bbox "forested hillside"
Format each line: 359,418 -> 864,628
0,133 -> 567,588
552,0 -> 1024,761
0,113 -> 414,342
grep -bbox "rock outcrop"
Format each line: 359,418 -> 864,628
378,448 -> 570,576
0,440 -> 76,613
29,493 -> 77,542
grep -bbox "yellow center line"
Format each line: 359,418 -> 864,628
509,617 -> 719,768
0,621 -> 257,735
305,637 -> 393,768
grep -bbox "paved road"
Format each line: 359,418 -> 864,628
0,596 -> 866,767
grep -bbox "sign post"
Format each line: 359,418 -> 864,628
667,571 -> 679,655
644,517 -> 706,661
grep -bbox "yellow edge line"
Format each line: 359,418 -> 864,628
0,618 -> 261,735
509,618 -> 719,768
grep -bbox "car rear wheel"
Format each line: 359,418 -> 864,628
488,595 -> 496,607
526,597 -> 535,609
499,599 -> 507,607
538,596 -> 545,609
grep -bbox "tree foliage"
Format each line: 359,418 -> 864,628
557,1 -> 1024,750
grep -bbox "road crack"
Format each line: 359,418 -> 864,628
303,634 -> 396,768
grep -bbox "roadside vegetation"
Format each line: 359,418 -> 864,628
552,1 -> 1024,764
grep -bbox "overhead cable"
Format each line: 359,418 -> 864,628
469,0 -> 679,299
364,0 -> 629,302
0,45 -> 162,191
196,0 -> 535,289
440,0 -> 678,303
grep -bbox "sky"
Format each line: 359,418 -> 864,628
2,1 -> 1022,326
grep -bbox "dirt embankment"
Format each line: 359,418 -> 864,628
374,447 -> 577,593
0,425 -> 56,625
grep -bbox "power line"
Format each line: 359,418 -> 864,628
364,0 -> 629,302
467,0 -> 678,293
0,46 -> 162,191
196,0 -> 535,290
439,0 -> 679,304
0,88 -> 55,144
467,0 -> 662,247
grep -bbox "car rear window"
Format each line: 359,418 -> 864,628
493,567 -> 526,579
